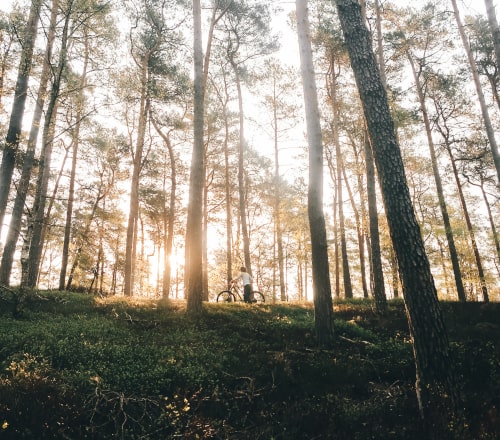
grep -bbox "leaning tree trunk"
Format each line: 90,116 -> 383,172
296,0 -> 334,348
0,0 -> 42,234
335,0 -> 460,423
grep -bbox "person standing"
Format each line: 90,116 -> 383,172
233,267 -> 253,303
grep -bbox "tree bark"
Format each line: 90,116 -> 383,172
185,0 -> 204,314
296,0 -> 334,348
335,0 -> 459,420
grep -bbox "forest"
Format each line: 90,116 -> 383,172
0,0 -> 499,437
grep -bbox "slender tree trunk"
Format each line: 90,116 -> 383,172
296,0 -> 334,348
59,32 -> 89,290
336,0 -> 459,421
273,87 -> 286,302
364,133 -> 387,313
444,144 -> 489,302
0,0 -> 42,234
223,114 -> 233,287
407,51 -> 466,302
150,117 -> 176,299
186,0 -> 205,314
450,0 -> 500,182
230,61 -> 252,276
202,167 -> 212,301
123,54 -> 150,296
342,163 -> 368,298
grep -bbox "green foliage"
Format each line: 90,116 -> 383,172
0,292 -> 499,439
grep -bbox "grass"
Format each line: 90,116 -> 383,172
0,290 -> 499,439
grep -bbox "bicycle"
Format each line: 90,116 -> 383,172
216,281 -> 265,303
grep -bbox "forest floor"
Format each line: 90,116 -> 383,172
0,290 -> 499,439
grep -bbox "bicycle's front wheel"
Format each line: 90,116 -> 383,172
252,291 -> 265,303
217,290 -> 236,302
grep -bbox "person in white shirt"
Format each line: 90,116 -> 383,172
233,266 -> 254,303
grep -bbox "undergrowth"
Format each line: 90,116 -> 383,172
0,290 -> 498,439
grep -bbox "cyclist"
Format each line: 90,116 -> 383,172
232,266 -> 254,303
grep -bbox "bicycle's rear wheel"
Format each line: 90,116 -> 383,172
217,290 -> 236,302
252,291 -> 265,303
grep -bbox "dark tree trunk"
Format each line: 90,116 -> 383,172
335,0 -> 459,421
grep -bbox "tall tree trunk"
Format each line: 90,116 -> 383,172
296,0 -> 334,348
150,117 -> 176,299
59,30 -> 89,290
0,0 -> 58,285
185,0 -> 205,314
364,133 -> 387,313
0,0 -> 42,234
230,61 -> 252,276
342,162 -> 368,298
450,0 -> 500,183
273,87 -> 286,302
124,59 -> 150,296
335,0 -> 459,421
223,106 -> 233,288
406,50 -> 466,302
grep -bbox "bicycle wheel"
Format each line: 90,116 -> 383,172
252,291 -> 265,303
217,290 -> 236,302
